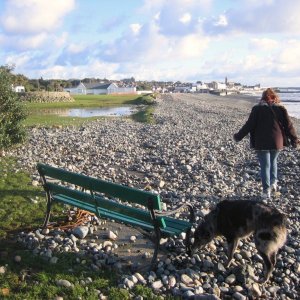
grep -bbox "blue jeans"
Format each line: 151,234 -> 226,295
256,150 -> 280,192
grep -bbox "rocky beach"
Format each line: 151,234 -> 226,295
8,93 -> 300,299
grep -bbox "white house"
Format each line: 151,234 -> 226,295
12,85 -> 25,93
194,82 -> 209,93
64,82 -> 136,95
211,81 -> 227,90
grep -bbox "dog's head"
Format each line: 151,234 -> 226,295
190,216 -> 215,254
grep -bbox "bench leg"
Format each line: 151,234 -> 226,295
150,227 -> 161,270
185,228 -> 192,256
42,191 -> 52,229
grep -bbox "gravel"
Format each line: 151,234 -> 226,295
7,93 -> 300,299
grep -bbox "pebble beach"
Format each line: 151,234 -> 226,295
9,93 -> 300,299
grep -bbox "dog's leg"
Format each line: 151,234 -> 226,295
270,251 -> 277,267
258,251 -> 274,283
225,237 -> 239,267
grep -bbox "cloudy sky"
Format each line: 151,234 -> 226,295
0,0 -> 299,86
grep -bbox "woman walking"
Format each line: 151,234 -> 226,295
234,88 -> 299,199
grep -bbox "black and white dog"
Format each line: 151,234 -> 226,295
191,200 -> 287,282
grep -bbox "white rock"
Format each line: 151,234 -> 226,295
124,278 -> 135,289
108,231 -> 118,240
32,180 -> 39,186
251,283 -> 262,297
168,276 -> 177,288
225,274 -> 236,284
56,279 -> 73,288
14,255 -> 21,263
129,235 -> 136,243
181,274 -> 193,285
152,280 -> 163,290
134,272 -> 146,284
103,241 -> 113,248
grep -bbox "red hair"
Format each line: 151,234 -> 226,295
261,88 -> 281,104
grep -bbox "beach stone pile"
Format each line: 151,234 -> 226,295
9,93 -> 300,299
18,91 -> 74,103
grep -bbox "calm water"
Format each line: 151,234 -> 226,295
40,106 -> 137,117
245,88 -> 300,119
278,89 -> 300,120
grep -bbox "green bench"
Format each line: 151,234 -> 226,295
37,163 -> 194,268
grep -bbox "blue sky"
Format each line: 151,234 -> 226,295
0,0 -> 299,86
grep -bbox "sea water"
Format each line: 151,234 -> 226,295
245,88 -> 300,120
278,88 -> 300,120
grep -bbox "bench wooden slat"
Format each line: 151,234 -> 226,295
52,194 -> 189,236
163,216 -> 191,231
53,194 -> 168,233
48,183 -> 190,233
47,182 -> 95,205
47,182 -> 166,228
53,195 -> 97,214
38,163 -> 162,210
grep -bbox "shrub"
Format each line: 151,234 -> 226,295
0,65 -> 27,150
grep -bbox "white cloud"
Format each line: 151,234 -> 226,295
214,14 -> 228,27
130,23 -> 142,35
5,53 -> 32,69
204,0 -> 300,35
154,12 -> 160,20
179,13 -> 192,24
140,0 -> 212,36
249,38 -> 279,51
29,59 -> 119,80
276,40 -> 300,73
18,33 -> 48,49
172,34 -> 209,58
54,32 -> 69,48
67,43 -> 86,54
1,0 -> 75,34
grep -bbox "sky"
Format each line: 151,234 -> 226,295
0,0 -> 300,87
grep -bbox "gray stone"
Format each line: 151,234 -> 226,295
56,279 -> 73,288
72,226 -> 89,239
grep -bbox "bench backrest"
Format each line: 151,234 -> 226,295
37,163 -> 162,210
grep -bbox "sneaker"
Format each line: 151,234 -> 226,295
271,183 -> 278,192
261,189 -> 271,199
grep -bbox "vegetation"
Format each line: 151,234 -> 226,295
24,94 -> 157,127
0,66 -> 27,150
10,72 -> 154,93
0,157 -> 166,299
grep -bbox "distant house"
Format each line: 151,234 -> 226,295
174,85 -> 191,93
64,82 -> 136,95
210,81 -> 227,90
12,85 -> 25,93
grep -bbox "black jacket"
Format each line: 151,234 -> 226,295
234,102 -> 298,150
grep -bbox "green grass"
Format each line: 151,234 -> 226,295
23,94 -> 157,127
0,157 -> 168,299
0,158 -> 45,239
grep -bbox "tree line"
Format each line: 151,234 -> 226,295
10,71 -> 153,92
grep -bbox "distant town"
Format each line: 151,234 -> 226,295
11,72 -> 265,96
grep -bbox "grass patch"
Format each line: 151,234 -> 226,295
131,105 -> 156,123
0,157 -> 45,239
0,157 -> 169,299
23,94 -> 157,127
